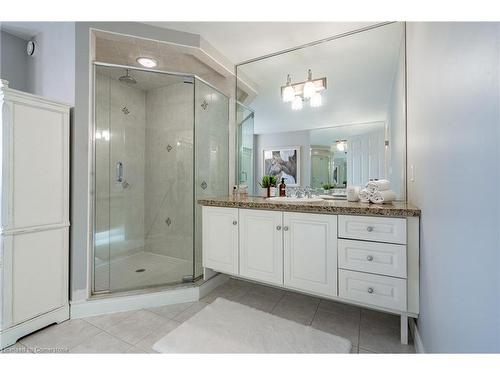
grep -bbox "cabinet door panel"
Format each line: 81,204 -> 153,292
283,213 -> 337,297
239,209 -> 283,284
202,207 -> 239,275
10,228 -> 68,325
11,102 -> 68,228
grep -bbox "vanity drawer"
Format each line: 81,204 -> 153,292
338,239 -> 407,278
338,215 -> 406,244
338,269 -> 407,311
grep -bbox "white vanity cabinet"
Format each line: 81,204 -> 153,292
239,209 -> 283,284
201,203 -> 419,345
283,212 -> 337,297
202,206 -> 239,275
0,83 -> 70,349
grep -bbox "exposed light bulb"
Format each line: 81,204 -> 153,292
303,69 -> 316,99
291,96 -> 303,110
303,81 -> 316,99
282,85 -> 295,102
310,92 -> 322,107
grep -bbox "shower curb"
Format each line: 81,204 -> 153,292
69,274 -> 228,319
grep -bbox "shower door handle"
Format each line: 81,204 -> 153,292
116,161 -> 124,183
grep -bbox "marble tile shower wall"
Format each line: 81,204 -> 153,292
95,33 -> 237,188
95,72 -> 147,263
144,82 -> 194,262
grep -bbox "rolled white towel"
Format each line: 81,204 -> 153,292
366,179 -> 391,192
370,190 -> 396,204
358,188 -> 371,203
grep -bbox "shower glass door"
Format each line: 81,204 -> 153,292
194,78 -> 229,279
93,65 -> 196,293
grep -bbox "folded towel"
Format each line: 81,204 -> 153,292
370,190 -> 396,204
366,179 -> 391,192
358,188 -> 371,203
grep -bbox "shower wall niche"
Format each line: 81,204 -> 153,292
93,64 -> 228,294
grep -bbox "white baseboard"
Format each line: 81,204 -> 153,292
409,318 -> 425,353
70,274 -> 229,319
0,305 -> 69,350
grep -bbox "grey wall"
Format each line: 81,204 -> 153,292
0,23 -> 75,104
0,31 -> 28,91
407,22 -> 500,353
26,23 -> 75,104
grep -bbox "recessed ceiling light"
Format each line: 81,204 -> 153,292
136,57 -> 158,68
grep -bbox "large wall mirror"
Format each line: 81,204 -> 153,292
236,22 -> 406,200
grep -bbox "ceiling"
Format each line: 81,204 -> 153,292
145,22 -> 377,64
238,22 -> 404,134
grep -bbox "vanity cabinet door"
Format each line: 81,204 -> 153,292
202,206 -> 239,275
239,209 -> 283,284
283,212 -> 337,297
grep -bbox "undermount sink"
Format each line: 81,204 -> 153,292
267,196 -> 324,203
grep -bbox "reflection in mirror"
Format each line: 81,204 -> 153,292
237,102 -> 255,192
236,22 -> 406,200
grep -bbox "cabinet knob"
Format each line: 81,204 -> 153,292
366,226 -> 374,232
232,220 -> 238,225
276,225 -> 281,231
367,287 -> 374,294
283,226 -> 289,231
366,255 -> 374,261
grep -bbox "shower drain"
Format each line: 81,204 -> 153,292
135,268 -> 146,273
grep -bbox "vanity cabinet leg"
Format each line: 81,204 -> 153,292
400,314 -> 409,345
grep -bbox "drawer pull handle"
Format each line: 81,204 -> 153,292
366,255 -> 374,261
276,225 -> 281,231
283,226 -> 289,231
232,220 -> 238,225
366,226 -> 374,232
367,287 -> 374,294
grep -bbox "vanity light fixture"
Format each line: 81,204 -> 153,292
282,74 -> 295,103
303,69 -> 316,99
281,69 -> 326,110
136,57 -> 158,68
291,95 -> 303,111
336,140 -> 347,152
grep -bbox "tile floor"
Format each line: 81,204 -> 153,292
1,278 -> 415,354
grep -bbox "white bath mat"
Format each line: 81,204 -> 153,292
153,298 -> 351,353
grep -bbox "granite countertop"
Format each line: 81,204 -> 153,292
197,196 -> 421,218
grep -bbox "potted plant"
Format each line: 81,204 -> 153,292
259,175 -> 277,198
322,183 -> 333,194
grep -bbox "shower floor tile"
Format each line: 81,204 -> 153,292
94,251 -> 193,292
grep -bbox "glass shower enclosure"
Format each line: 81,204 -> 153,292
92,64 -> 229,294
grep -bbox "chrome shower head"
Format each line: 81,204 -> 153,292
118,69 -> 137,85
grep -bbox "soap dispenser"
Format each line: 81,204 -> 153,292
279,178 -> 286,197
